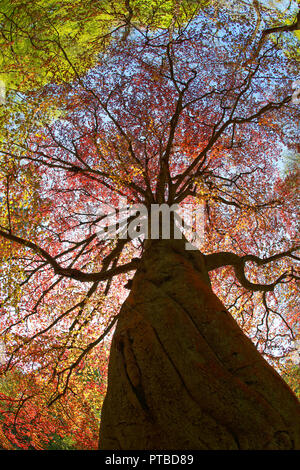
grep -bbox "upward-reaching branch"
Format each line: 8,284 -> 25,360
247,9 -> 300,63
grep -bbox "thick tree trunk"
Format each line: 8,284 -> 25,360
98,239 -> 300,450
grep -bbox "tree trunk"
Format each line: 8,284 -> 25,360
98,239 -> 300,450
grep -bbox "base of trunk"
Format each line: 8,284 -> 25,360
99,239 -> 300,450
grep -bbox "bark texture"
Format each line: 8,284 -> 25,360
98,239 -> 300,450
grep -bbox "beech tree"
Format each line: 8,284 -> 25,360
0,0 -> 300,450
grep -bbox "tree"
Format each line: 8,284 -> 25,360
0,0 -> 299,450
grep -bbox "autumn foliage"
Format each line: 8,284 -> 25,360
0,0 -> 299,449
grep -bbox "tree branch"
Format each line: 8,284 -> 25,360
0,229 -> 139,282
204,247 -> 299,292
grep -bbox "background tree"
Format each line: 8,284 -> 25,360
0,0 -> 299,450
